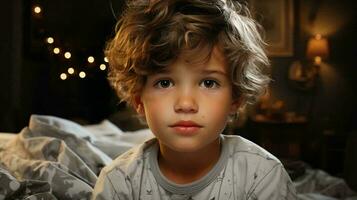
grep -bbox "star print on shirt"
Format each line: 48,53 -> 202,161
146,189 -> 152,195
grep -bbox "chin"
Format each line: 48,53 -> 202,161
167,141 -> 206,153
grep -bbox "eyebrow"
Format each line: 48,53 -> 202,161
201,69 -> 227,76
154,69 -> 227,77
156,69 -> 170,74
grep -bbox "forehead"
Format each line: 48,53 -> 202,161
159,45 -> 228,74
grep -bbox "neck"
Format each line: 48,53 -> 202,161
157,138 -> 221,184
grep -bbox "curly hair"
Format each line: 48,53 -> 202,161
106,0 -> 270,109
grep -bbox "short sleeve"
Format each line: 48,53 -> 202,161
91,167 -> 133,200
248,164 -> 298,200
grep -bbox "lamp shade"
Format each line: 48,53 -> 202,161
306,34 -> 329,60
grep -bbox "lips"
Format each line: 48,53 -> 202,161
169,120 -> 203,135
169,120 -> 203,128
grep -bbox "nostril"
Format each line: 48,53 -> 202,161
175,107 -> 197,113
174,93 -> 198,113
174,103 -> 198,113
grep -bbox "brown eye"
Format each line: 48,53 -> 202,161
201,79 -> 219,88
155,79 -> 173,88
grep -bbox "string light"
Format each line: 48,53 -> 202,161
68,67 -> 75,74
79,71 -> 86,78
100,64 -> 106,71
87,56 -> 95,63
47,37 -> 54,44
60,73 -> 67,80
64,52 -> 71,59
34,6 -> 42,14
33,4 -> 108,81
53,47 -> 60,54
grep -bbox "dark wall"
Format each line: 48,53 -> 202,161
270,0 -> 357,135
0,0 -> 23,132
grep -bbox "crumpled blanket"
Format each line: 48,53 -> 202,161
83,119 -> 154,159
296,168 -> 357,200
0,164 -> 57,199
0,115 -> 112,200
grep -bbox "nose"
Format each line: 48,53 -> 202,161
174,89 -> 198,114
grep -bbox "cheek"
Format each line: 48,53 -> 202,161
205,103 -> 230,123
199,103 -> 230,136
203,93 -> 232,118
143,101 -> 160,119
142,95 -> 171,126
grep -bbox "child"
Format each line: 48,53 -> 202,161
92,0 -> 297,199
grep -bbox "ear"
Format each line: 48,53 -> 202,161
229,98 -> 242,115
133,95 -> 145,115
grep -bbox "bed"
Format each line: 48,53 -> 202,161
0,114 -> 356,199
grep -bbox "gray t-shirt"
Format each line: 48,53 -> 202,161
92,135 -> 297,200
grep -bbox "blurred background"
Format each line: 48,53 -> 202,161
1,0 -> 356,190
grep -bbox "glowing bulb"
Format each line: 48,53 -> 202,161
68,67 -> 74,74
47,37 -> 54,44
315,34 -> 322,40
87,56 -> 95,63
60,73 -> 67,80
34,6 -> 42,14
53,47 -> 60,54
314,56 -> 322,65
104,57 -> 108,63
100,64 -> 106,71
79,71 -> 86,78
64,52 -> 71,59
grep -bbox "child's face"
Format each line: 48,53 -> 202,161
136,47 -> 239,153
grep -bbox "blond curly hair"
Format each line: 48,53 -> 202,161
106,0 -> 270,109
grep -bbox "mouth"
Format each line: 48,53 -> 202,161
169,120 -> 203,135
169,120 -> 203,128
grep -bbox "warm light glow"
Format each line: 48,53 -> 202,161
53,48 -> 60,54
60,73 -> 67,80
64,52 -> 71,59
34,6 -> 42,14
314,56 -> 322,65
79,71 -> 86,78
68,67 -> 74,74
100,64 -> 106,71
87,56 -> 95,63
315,34 -> 322,40
47,37 -> 54,44
306,34 -> 329,62
104,57 -> 109,63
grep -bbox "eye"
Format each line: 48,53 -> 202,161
201,79 -> 220,89
154,79 -> 173,88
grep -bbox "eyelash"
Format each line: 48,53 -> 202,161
154,79 -> 173,88
153,79 -> 221,89
201,79 -> 220,89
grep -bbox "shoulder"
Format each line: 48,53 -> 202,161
221,135 -> 297,199
222,135 -> 284,182
223,135 -> 280,163
101,137 -> 157,178
92,138 -> 158,199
